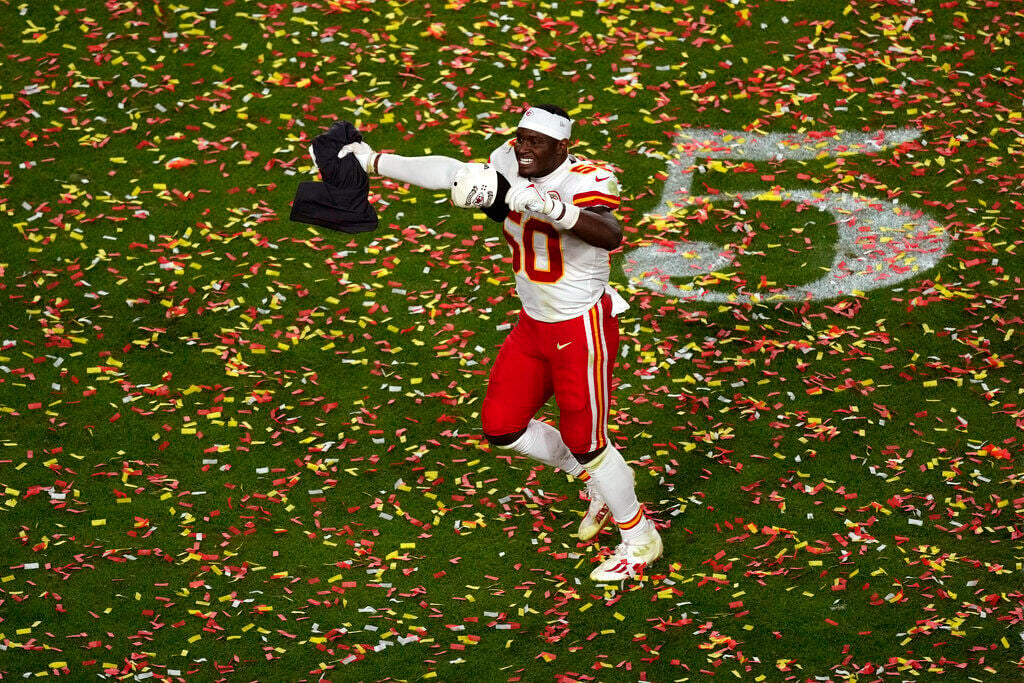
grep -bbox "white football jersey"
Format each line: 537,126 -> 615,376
489,141 -> 622,323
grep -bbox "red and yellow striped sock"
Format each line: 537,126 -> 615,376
617,506 -> 652,543
617,505 -> 645,531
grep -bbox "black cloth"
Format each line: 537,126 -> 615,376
290,121 -> 378,234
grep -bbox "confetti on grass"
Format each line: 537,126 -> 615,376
0,0 -> 1022,681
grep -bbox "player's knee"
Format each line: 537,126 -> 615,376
481,403 -> 526,448
483,427 -> 527,449
572,446 -> 604,465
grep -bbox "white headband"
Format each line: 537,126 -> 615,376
518,107 -> 572,141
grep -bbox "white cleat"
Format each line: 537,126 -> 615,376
578,483 -> 612,542
589,527 -> 663,582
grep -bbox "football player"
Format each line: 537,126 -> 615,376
339,105 -> 662,581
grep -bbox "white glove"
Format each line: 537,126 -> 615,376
338,141 -> 375,172
506,183 -> 556,215
505,183 -> 580,229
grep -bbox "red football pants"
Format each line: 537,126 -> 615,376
482,293 -> 619,455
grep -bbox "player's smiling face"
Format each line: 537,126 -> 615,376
514,128 -> 567,178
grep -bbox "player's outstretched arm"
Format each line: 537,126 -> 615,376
341,141 -> 463,191
340,142 -> 506,214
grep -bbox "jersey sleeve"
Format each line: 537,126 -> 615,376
489,140 -> 519,180
571,170 -> 621,211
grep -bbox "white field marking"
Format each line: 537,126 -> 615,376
623,128 -> 949,302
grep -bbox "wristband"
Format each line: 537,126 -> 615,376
554,202 -> 581,230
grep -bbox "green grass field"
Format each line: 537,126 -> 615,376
1,0 -> 1022,680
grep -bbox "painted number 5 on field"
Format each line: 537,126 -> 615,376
623,128 -> 950,302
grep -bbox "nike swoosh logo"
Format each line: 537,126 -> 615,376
596,175 -> 610,182
557,342 -> 572,350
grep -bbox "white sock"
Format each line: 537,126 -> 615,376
583,444 -> 653,543
502,419 -> 585,477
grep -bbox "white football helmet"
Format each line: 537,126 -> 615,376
450,163 -> 499,209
